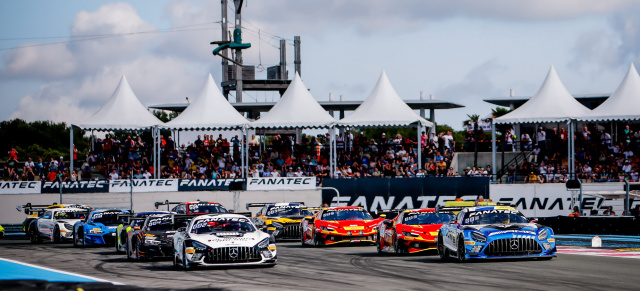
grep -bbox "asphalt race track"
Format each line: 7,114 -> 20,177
1,237 -> 639,290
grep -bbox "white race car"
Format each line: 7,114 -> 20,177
173,214 -> 277,269
28,207 -> 89,243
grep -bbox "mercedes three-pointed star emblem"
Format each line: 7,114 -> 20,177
229,247 -> 239,259
510,239 -> 519,250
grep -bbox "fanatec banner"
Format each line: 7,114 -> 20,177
321,177 -> 490,212
109,179 -> 179,193
0,181 -> 41,194
246,177 -> 316,191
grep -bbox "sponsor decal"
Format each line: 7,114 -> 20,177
465,241 -> 476,245
344,226 -> 364,230
0,181 -> 41,194
247,177 -> 316,191
488,230 -> 536,236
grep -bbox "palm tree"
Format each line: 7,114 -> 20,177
463,114 -> 481,167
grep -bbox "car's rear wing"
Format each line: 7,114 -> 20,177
16,203 -> 60,214
154,200 -> 181,211
436,206 -> 466,213
245,202 -> 306,210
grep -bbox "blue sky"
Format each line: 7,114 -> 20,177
1,0 -> 640,131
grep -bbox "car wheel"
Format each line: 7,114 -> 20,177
437,232 -> 449,261
182,246 -> 192,270
393,237 -> 404,254
457,239 -> 467,263
300,230 -> 307,247
126,241 -> 133,260
53,226 -> 61,243
173,249 -> 179,268
314,232 -> 322,247
376,234 -> 383,254
29,225 -> 40,244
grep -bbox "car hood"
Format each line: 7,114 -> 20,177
463,223 -> 540,235
191,231 -> 268,247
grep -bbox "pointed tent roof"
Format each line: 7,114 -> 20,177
495,66 -> 591,124
74,75 -> 162,130
580,63 -> 640,122
249,73 -> 336,129
335,71 -> 433,128
164,74 -> 248,130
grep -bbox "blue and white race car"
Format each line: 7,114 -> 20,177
73,209 -> 130,247
437,206 -> 556,261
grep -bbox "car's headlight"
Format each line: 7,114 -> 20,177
537,229 -> 548,241
471,231 -> 487,243
402,231 -> 420,237
144,235 -> 160,245
258,238 -> 269,249
321,226 -> 335,231
190,240 -> 209,251
63,223 -> 73,230
271,222 -> 283,228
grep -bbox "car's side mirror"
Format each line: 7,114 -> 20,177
379,214 -> 387,218
304,216 -> 314,223
177,227 -> 186,233
383,220 -> 393,226
529,218 -> 537,223
133,226 -> 141,230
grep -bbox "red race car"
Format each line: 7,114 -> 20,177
301,206 -> 384,246
376,208 -> 454,254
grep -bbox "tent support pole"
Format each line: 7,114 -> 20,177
491,120 -> 496,183
417,124 -> 422,170
152,128 -> 156,179
329,127 -> 334,178
241,127 -> 246,178
70,126 -> 74,176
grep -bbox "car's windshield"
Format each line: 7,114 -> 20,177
322,209 -> 373,221
146,216 -> 173,231
267,206 -> 312,217
402,212 -> 454,225
188,203 -> 228,214
463,209 -> 529,225
191,217 -> 255,234
91,211 -> 122,225
54,210 -> 88,220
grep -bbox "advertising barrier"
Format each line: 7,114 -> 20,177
178,178 -> 245,191
108,179 -> 179,193
0,181 -> 41,194
40,180 -> 108,194
321,177 -> 490,212
246,177 -> 316,191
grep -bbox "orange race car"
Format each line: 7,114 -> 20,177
376,208 -> 454,254
301,206 -> 384,246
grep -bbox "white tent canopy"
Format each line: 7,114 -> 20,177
249,73 -> 336,129
494,66 -> 591,125
335,71 -> 433,128
164,74 -> 248,130
73,75 -> 162,130
580,63 -> 640,122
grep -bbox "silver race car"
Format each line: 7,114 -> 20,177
173,214 -> 277,269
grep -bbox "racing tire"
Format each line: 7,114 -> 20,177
126,241 -> 134,261
313,232 -> 323,247
393,237 -> 405,255
300,231 -> 307,247
437,233 -> 449,261
181,246 -> 192,270
173,250 -> 179,268
29,225 -> 40,244
52,226 -> 61,243
457,239 -> 467,263
73,228 -> 84,247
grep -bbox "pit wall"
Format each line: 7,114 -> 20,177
0,190 -> 322,224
